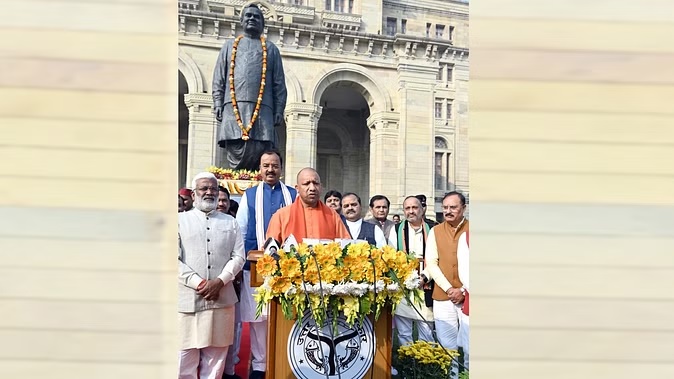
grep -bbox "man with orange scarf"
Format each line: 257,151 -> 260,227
266,168 -> 350,243
426,191 -> 469,373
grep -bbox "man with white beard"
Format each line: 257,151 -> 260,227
178,172 -> 246,379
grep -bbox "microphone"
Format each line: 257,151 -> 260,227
263,237 -> 281,261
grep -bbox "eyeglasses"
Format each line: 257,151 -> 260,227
196,186 -> 218,192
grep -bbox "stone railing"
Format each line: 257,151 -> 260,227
178,8 -> 468,64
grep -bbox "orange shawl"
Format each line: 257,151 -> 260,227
267,198 -> 349,242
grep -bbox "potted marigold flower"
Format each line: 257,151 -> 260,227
397,340 -> 460,379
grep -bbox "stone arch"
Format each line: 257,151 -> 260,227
309,63 -> 392,115
284,70 -> 304,104
178,48 -> 204,94
435,136 -> 454,151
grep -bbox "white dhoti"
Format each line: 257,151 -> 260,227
178,306 -> 235,379
394,294 -> 435,346
458,311 -> 470,370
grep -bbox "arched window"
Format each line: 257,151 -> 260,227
434,137 -> 453,192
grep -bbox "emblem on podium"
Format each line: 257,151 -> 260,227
288,310 -> 375,379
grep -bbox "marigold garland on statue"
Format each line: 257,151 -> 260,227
253,242 -> 424,328
229,35 -> 267,141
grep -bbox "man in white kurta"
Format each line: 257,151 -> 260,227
394,196 -> 435,346
178,172 -> 246,379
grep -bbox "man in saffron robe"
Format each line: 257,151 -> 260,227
266,168 -> 350,243
235,150 -> 295,379
426,191 -> 469,374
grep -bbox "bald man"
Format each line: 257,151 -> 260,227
266,168 -> 350,243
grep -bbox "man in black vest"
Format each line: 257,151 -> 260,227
367,194 -> 397,247
341,192 -> 387,247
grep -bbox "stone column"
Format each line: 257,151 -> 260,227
367,111 -> 400,205
397,63 -> 438,216
453,59 -> 470,194
283,102 -> 322,186
184,93 -> 215,186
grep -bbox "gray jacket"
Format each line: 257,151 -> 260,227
178,209 -> 245,313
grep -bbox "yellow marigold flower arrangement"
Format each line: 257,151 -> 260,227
206,166 -> 264,181
254,241 -> 424,328
398,340 -> 460,379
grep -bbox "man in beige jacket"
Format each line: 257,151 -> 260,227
178,172 -> 245,379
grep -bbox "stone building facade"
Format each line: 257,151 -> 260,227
178,0 -> 469,218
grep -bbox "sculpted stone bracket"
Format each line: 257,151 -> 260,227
367,111 -> 400,132
320,10 -> 362,31
184,93 -> 213,112
285,103 -> 322,125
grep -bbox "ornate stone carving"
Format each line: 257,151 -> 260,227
321,11 -> 361,31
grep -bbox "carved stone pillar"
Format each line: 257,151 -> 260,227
184,93 -> 215,185
283,102 -> 322,186
397,63 -> 438,214
367,111 -> 401,206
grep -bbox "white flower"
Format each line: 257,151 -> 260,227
317,282 -> 334,295
261,277 -> 273,291
332,282 -> 351,296
285,285 -> 298,296
368,280 -> 386,293
300,281 -> 316,294
404,272 -> 422,290
386,283 -> 400,293
350,282 -> 369,297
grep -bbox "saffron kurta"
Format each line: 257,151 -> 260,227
266,199 -> 351,243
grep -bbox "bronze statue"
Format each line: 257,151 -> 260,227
212,4 -> 287,171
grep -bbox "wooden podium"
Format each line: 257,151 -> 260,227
248,250 -> 393,379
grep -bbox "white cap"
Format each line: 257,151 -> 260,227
191,172 -> 218,189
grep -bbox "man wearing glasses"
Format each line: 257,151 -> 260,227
178,172 -> 246,379
425,191 -> 469,373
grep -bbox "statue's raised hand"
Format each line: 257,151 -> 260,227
215,107 -> 223,122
